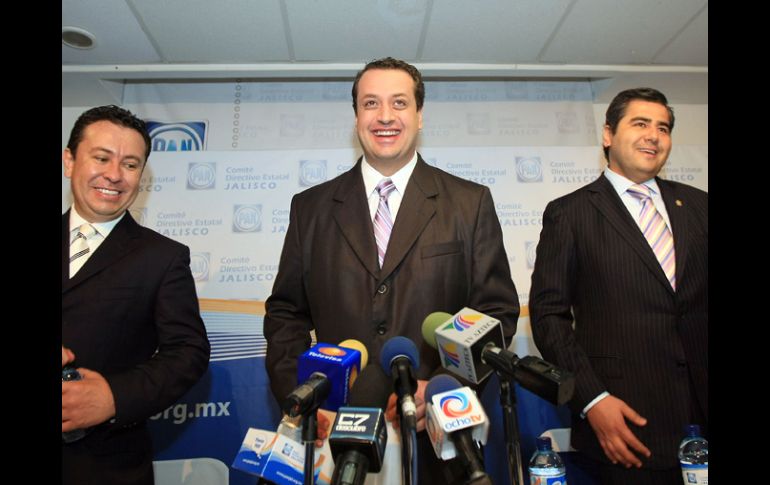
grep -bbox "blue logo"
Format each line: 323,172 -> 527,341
556,112 -> 579,133
190,252 -> 210,282
466,113 -> 490,135
146,121 -> 207,152
299,160 -> 327,187
233,205 -> 262,233
187,163 -> 216,190
525,241 -> 538,269
516,157 -> 542,183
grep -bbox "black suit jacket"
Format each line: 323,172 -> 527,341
529,173 -> 708,469
62,210 -> 210,485
264,155 -> 520,405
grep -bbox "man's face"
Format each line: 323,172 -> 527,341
355,69 -> 423,174
63,120 -> 147,223
603,100 -> 672,183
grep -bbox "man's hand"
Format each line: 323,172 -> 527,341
586,395 -> 651,468
385,379 -> 428,431
61,368 -> 116,431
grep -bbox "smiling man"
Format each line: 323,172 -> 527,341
264,58 -> 519,483
61,105 -> 210,485
529,88 -> 708,485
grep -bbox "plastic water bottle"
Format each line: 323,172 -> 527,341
529,436 -> 567,485
678,424 -> 708,484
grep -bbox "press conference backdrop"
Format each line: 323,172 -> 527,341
61,80 -> 707,485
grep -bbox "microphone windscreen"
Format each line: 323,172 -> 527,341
348,364 -> 391,408
422,312 -> 452,349
379,336 -> 420,375
339,338 -> 369,369
424,374 -> 462,402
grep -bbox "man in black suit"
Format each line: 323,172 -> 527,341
264,58 -> 519,482
61,105 -> 210,485
529,88 -> 707,485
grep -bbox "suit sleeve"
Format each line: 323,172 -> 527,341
468,186 -> 520,344
106,246 -> 211,425
263,194 -> 313,405
529,199 -> 605,414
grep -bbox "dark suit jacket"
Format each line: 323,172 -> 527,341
529,173 -> 708,469
264,155 -> 520,405
62,210 -> 210,485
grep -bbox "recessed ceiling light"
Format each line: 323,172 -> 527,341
62,26 -> 96,49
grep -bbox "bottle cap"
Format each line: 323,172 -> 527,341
536,436 -> 553,451
684,424 -> 701,438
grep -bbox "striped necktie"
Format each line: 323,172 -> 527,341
373,178 -> 396,268
627,184 -> 676,290
69,223 -> 96,277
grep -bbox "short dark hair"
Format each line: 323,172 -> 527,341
67,105 -> 152,161
603,87 -> 675,160
351,57 -> 425,114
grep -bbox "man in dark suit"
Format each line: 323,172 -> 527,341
529,88 -> 707,485
264,57 -> 519,482
61,105 -> 211,485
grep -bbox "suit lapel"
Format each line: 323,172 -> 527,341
62,212 -> 144,294
332,160 -> 380,279
379,157 -> 437,282
62,211 -> 71,288
658,178 -> 689,286
588,174 -> 674,294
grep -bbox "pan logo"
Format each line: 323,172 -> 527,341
525,241 -> 538,269
187,163 -> 216,190
556,111 -> 579,134
190,252 -> 210,282
299,160 -> 327,187
147,121 -> 207,152
467,113 -> 490,135
280,114 -> 305,137
128,207 -> 147,226
232,205 -> 262,233
516,157 -> 542,183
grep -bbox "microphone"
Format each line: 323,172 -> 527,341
379,336 -> 420,430
329,365 -> 390,485
422,308 -> 505,384
424,375 -> 491,484
293,339 -> 368,412
422,309 -> 575,406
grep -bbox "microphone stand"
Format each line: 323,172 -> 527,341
301,411 -> 319,485
497,372 -> 523,485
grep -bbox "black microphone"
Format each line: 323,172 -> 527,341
329,365 -> 390,485
424,375 -> 492,485
282,371 -> 331,418
422,309 -> 575,406
379,336 -> 420,430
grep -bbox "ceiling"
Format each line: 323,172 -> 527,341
62,0 -> 708,107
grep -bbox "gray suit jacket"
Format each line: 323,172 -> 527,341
530,173 -> 708,469
264,155 -> 520,404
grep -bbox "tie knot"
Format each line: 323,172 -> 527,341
627,184 -> 652,201
376,179 -> 396,200
76,223 -> 96,240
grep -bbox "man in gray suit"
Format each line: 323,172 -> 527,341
264,57 -> 519,482
529,88 -> 707,485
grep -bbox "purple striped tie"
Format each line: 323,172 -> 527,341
627,184 -> 676,290
69,223 -> 96,277
374,178 -> 396,268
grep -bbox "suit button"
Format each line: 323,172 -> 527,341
377,284 -> 388,294
376,325 -> 387,335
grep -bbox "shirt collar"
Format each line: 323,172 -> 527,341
603,168 -> 661,197
361,152 -> 419,197
69,206 -> 125,239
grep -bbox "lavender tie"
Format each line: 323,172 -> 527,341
374,179 -> 396,268
69,223 -> 96,277
627,184 -> 676,290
